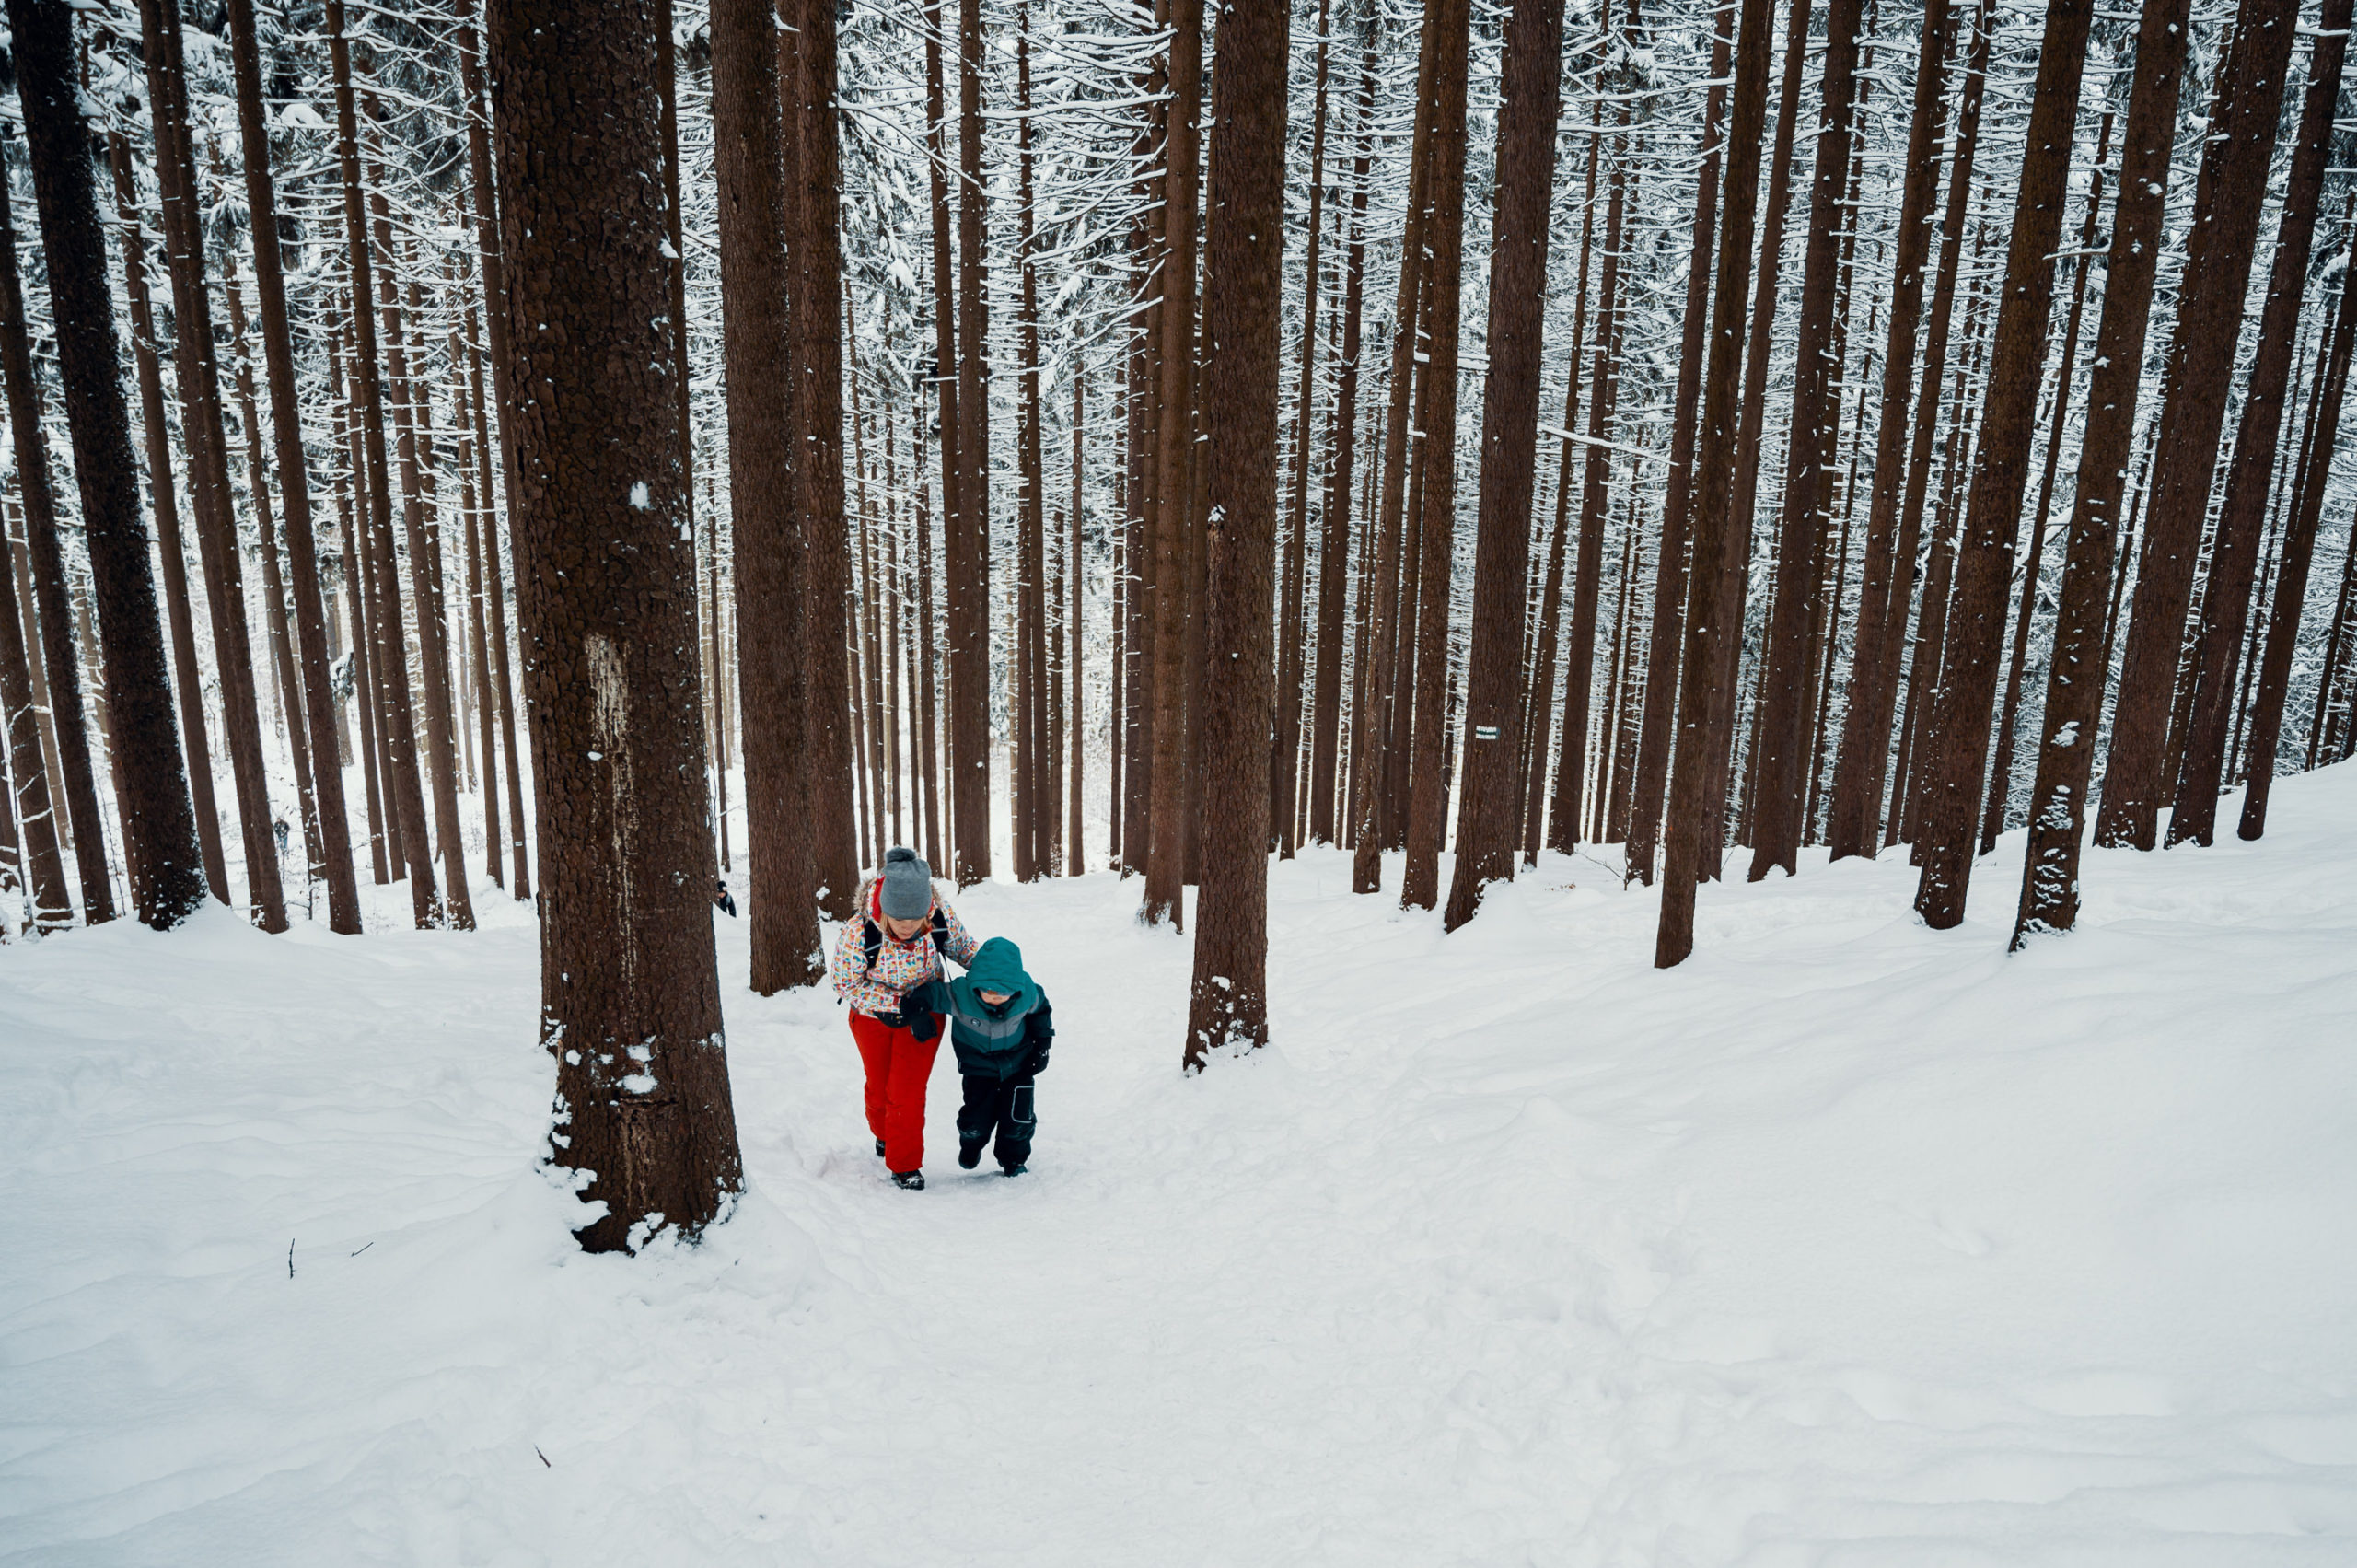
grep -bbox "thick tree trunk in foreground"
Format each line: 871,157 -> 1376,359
488,0 -> 741,1250
2013,0 -> 2190,946
1910,0 -> 2094,928
1184,0 -> 1289,1067
2166,0 -> 2348,846
714,0 -> 822,993
0,484 -> 68,929
8,0 -> 206,928
1655,0 -> 1773,968
0,142 -> 110,923
1442,0 -> 1565,929
2097,0 -> 2300,850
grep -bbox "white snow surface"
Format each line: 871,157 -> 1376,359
6,768 -> 2357,1566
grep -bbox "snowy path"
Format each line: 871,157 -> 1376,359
6,771 -> 2357,1565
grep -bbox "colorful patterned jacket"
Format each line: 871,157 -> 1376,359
830,874 -> 980,1020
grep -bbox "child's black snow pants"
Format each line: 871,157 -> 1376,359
957,1071 -> 1037,1168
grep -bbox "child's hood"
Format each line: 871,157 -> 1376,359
949,937 -> 1042,1019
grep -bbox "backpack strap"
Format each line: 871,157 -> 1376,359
863,905 -> 952,963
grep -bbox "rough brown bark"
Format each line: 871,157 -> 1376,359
1184,0 -> 1289,1066
794,0 -> 859,914
489,0 -> 741,1251
2012,0 -> 2189,946
1441,0 -> 1565,928
2166,0 -> 2347,847
0,140 -> 110,923
1143,0 -> 1203,924
8,0 -> 207,928
1910,0 -> 2094,928
1015,2 -> 1048,883
950,0 -> 993,885
714,0 -> 822,993
923,0 -> 962,874
2096,0 -> 2301,850
1398,0 -> 1473,912
1655,0 -> 1773,968
142,0 -> 287,933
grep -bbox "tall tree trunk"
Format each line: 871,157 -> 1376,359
104,127 -> 226,902
1348,9 -> 1441,895
1397,0 -> 1473,912
2244,202 -> 2357,836
1309,31 -> 1379,849
1271,0 -> 1336,855
1442,0 -> 1565,928
1655,0 -> 1774,967
2012,0 -> 2190,946
2166,0 -> 2348,846
224,0 -> 361,933
369,185 -> 477,931
949,0 -> 994,884
141,0 -> 287,933
1980,115 -> 2112,854
795,0 -> 859,914
325,324 -> 389,884
1747,0 -> 1865,877
1822,0 -> 1956,861
1910,0 -> 2095,927
1014,1 -> 1048,883
714,0 -> 822,993
1547,77 -> 1629,857
2096,0 -> 2301,850
1143,0 -> 1204,923
219,265 -> 325,919
329,0 -> 438,925
1069,366 -> 1086,872
0,142 -> 111,923
1184,0 -> 1289,1065
7,0 -> 207,928
1622,13 -> 1733,885
488,0 -> 741,1251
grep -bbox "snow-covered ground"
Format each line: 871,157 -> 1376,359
6,768 -> 2355,1566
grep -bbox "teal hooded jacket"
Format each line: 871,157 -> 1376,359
908,937 -> 1054,1081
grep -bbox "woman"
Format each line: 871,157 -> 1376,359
830,846 -> 979,1189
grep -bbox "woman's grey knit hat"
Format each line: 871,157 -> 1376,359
879,846 -> 934,920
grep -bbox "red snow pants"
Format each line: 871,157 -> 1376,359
850,1011 -> 941,1173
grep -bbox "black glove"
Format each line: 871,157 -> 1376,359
1023,1044 -> 1050,1076
907,1003 -> 941,1043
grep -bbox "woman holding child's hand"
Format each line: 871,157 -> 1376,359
828,847 -> 978,1190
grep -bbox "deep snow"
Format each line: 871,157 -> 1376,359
5,768 -> 2355,1566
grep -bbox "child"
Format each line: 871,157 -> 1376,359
904,937 -> 1053,1177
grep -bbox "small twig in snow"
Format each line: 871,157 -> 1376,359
535,1446 -> 552,1469
288,1239 -> 296,1280
349,1241 -> 374,1258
